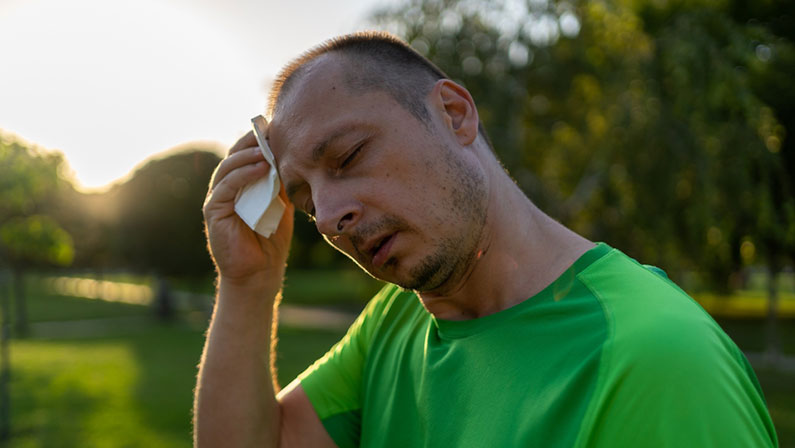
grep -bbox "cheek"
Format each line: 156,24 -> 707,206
360,145 -> 449,223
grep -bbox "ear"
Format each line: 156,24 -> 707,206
430,79 -> 479,146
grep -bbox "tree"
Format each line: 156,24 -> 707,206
0,131 -> 74,335
372,0 -> 794,290
0,131 -> 74,442
97,148 -> 221,318
109,148 -> 220,278
373,0 -> 795,363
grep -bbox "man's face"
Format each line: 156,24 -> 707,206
268,56 -> 487,292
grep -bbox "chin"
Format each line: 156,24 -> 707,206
355,256 -> 426,291
400,253 -> 456,292
351,239 -> 465,292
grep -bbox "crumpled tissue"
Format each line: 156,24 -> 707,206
234,115 -> 286,237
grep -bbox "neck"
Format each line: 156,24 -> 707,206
417,163 -> 594,321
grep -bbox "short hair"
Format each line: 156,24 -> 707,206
267,31 -> 493,149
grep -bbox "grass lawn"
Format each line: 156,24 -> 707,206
4,272 -> 795,446
6,275 -> 348,447
10,322 -> 345,447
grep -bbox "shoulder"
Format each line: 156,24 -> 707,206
575,249 -> 777,447
578,248 -> 717,341
578,248 -> 742,384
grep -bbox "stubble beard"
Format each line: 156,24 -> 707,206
402,147 -> 488,293
340,143 -> 488,293
343,214 -> 454,290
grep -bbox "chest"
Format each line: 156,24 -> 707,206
358,309 -> 606,447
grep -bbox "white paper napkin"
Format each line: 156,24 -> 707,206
233,115 -> 286,237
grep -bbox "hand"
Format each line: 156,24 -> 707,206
203,130 -> 294,289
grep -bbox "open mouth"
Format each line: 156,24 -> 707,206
371,235 -> 390,255
371,233 -> 396,267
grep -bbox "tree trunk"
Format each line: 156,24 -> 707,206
0,270 -> 11,441
12,269 -> 28,338
764,261 -> 780,365
154,276 -> 175,322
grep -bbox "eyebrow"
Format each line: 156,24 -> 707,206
286,123 -> 363,205
311,123 -> 360,162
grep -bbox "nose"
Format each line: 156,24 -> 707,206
313,185 -> 362,237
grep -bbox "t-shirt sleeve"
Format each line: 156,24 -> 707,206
577,257 -> 778,447
296,285 -> 395,448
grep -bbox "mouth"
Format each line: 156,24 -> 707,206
370,233 -> 396,268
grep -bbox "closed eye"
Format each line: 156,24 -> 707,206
340,144 -> 363,169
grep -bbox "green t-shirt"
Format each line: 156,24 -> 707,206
298,243 -> 778,447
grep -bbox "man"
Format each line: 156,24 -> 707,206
194,31 -> 777,447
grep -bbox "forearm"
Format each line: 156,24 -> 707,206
194,278 -> 282,448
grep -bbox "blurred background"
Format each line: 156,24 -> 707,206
1,0 -> 794,446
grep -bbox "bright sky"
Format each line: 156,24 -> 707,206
0,0 -> 401,191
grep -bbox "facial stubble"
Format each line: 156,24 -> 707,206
337,146 -> 487,293
402,146 -> 488,292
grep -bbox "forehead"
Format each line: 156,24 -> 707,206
268,55 -> 390,171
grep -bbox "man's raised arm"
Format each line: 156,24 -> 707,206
193,131 -> 335,448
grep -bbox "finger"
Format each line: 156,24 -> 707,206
209,160 -> 269,204
227,130 -> 258,156
210,146 -> 267,190
210,147 -> 265,191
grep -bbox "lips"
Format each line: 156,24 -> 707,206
370,233 -> 396,268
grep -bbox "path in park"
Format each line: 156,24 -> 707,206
31,276 -> 795,373
29,302 -> 357,339
39,275 -> 359,336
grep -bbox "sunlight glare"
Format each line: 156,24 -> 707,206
0,0 -> 264,191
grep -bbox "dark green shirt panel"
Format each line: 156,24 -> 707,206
321,410 -> 362,448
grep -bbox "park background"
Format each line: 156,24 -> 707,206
2,0 -> 795,446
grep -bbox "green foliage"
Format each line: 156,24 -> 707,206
0,129 -> 353,277
106,150 -> 221,278
0,134 -> 62,217
0,215 -> 73,267
0,132 -> 74,269
373,0 -> 795,290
